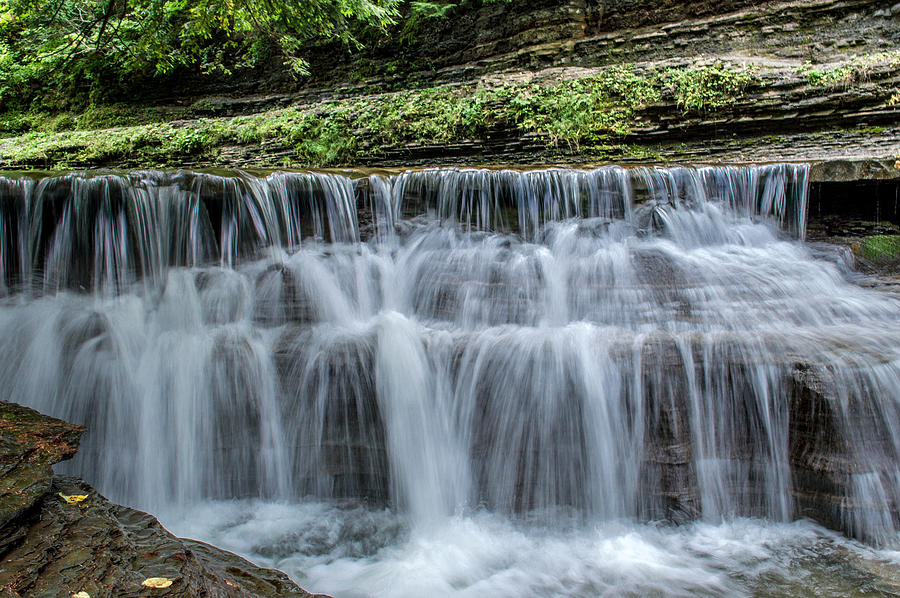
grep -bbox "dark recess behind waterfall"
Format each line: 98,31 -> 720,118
807,181 -> 900,239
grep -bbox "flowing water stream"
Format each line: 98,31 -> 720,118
1,164 -> 899,596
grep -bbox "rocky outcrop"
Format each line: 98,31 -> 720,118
289,0 -> 900,101
0,402 -> 83,533
3,0 -> 899,171
203,0 -> 900,169
790,364 -> 900,544
0,402 -> 321,598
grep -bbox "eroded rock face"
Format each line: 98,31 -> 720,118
789,364 -> 900,544
0,402 -> 323,598
0,402 -> 83,531
209,0 -> 900,169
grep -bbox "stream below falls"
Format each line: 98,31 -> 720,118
1,164 -> 899,596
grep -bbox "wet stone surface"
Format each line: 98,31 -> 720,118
0,477 -> 322,598
0,402 -> 83,532
0,402 -> 324,598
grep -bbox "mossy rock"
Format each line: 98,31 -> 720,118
854,235 -> 900,261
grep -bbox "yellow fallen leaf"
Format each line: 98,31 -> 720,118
58,493 -> 88,504
141,577 -> 174,588
72,592 -> 91,598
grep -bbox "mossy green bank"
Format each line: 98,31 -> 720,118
0,64 -> 756,170
855,235 -> 900,261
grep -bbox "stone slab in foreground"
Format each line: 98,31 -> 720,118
0,402 -> 83,532
0,402 -> 324,598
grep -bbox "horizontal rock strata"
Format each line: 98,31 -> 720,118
2,0 -> 899,170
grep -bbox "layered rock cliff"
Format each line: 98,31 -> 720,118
1,0 -> 898,171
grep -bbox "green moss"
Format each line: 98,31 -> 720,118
0,104 -> 174,141
855,235 -> 900,261
799,51 -> 900,88
498,66 -> 662,147
0,63 -> 758,169
855,126 -> 887,135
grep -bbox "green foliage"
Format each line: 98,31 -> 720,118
799,52 -> 900,89
799,64 -> 853,87
501,67 -> 661,146
661,65 -> 755,113
355,86 -> 488,143
855,235 -> 900,261
0,63 -> 758,169
0,103 -> 172,139
399,0 -> 509,42
410,1 -> 457,20
289,107 -> 360,165
0,0 -> 401,110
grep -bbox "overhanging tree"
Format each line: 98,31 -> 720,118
0,0 -> 400,108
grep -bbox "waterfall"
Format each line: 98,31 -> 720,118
0,165 -> 807,294
1,163 -> 898,552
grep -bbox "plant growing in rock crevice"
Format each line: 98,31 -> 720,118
798,51 -> 900,89
661,65 -> 756,113
500,66 -> 661,148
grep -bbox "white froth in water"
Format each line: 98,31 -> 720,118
161,501 -> 900,598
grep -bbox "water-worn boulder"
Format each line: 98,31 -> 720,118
0,402 -> 324,598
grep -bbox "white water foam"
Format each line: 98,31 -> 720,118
161,501 -> 900,598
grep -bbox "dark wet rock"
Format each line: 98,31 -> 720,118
631,353 -> 900,533
0,402 -> 325,598
789,363 -> 900,544
639,342 -> 701,523
0,476 -> 324,598
790,365 -> 851,531
274,327 -> 390,503
0,402 -> 83,532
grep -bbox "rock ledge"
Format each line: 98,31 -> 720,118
0,402 -> 322,598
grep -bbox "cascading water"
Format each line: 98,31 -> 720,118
1,164 -> 899,596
